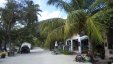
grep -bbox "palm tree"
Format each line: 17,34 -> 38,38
90,0 -> 113,58
39,18 -> 65,49
47,0 -> 105,45
46,0 -> 107,60
23,0 -> 42,25
0,0 -> 19,51
22,0 -> 42,42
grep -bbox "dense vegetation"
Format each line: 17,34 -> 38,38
0,0 -> 113,57
0,0 -> 41,51
37,0 -> 113,59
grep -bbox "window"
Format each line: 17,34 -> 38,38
73,39 -> 79,51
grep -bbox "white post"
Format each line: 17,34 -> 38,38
105,42 -> 110,59
55,41 -> 58,49
105,46 -> 109,59
78,35 -> 81,54
71,40 -> 73,52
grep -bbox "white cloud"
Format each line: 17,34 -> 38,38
39,11 -> 66,21
0,0 -> 6,3
0,0 -> 7,7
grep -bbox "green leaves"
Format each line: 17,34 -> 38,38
86,16 -> 105,43
39,18 -> 65,47
39,18 -> 65,37
64,10 -> 87,38
0,0 -> 42,48
65,10 -> 105,44
39,9 -> 106,48
36,0 -> 113,48
47,0 -> 95,13
45,26 -> 64,48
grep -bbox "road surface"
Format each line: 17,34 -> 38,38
0,47 -> 75,64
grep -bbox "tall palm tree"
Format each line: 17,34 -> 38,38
22,0 -> 42,41
90,0 -> 113,49
90,0 -> 113,58
46,1 -> 107,60
0,0 -> 19,51
23,0 -> 42,25
47,0 -> 105,44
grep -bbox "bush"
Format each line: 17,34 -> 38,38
1,54 -> 6,58
63,49 -> 70,55
61,49 -> 72,55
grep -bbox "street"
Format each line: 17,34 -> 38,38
0,48 -> 75,64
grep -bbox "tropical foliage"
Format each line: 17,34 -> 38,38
38,18 -> 65,48
0,0 -> 41,51
41,0 -> 107,49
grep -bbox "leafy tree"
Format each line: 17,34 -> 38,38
47,0 -> 105,46
0,0 -> 20,51
39,18 -> 65,48
0,0 -> 41,51
46,0 -> 113,59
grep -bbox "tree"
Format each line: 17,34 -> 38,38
46,0 -> 107,60
21,0 -> 42,46
90,0 -> 113,50
39,18 -> 65,48
47,0 -> 105,46
0,0 -> 42,51
0,0 -> 20,51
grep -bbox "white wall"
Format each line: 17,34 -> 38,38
65,35 -> 89,53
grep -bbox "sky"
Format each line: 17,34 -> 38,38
0,0 -> 67,21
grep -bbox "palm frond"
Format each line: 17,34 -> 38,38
44,26 -> 64,48
39,18 -> 65,38
64,10 -> 87,38
47,0 -> 95,13
89,0 -> 113,12
86,16 -> 105,43
47,0 -> 73,13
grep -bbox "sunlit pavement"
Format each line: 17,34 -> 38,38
0,47 -> 93,64
0,47 -> 75,64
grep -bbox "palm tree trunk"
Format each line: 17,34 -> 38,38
8,31 -> 11,52
7,25 -> 11,52
88,39 -> 96,64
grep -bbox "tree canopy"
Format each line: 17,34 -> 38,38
0,0 -> 41,50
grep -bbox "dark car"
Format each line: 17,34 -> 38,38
21,45 -> 30,54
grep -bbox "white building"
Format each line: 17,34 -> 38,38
66,34 -> 89,54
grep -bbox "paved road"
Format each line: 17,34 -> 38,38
0,48 -> 75,64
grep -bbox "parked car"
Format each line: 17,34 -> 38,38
0,50 -> 7,58
21,45 -> 30,53
20,42 -> 31,54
